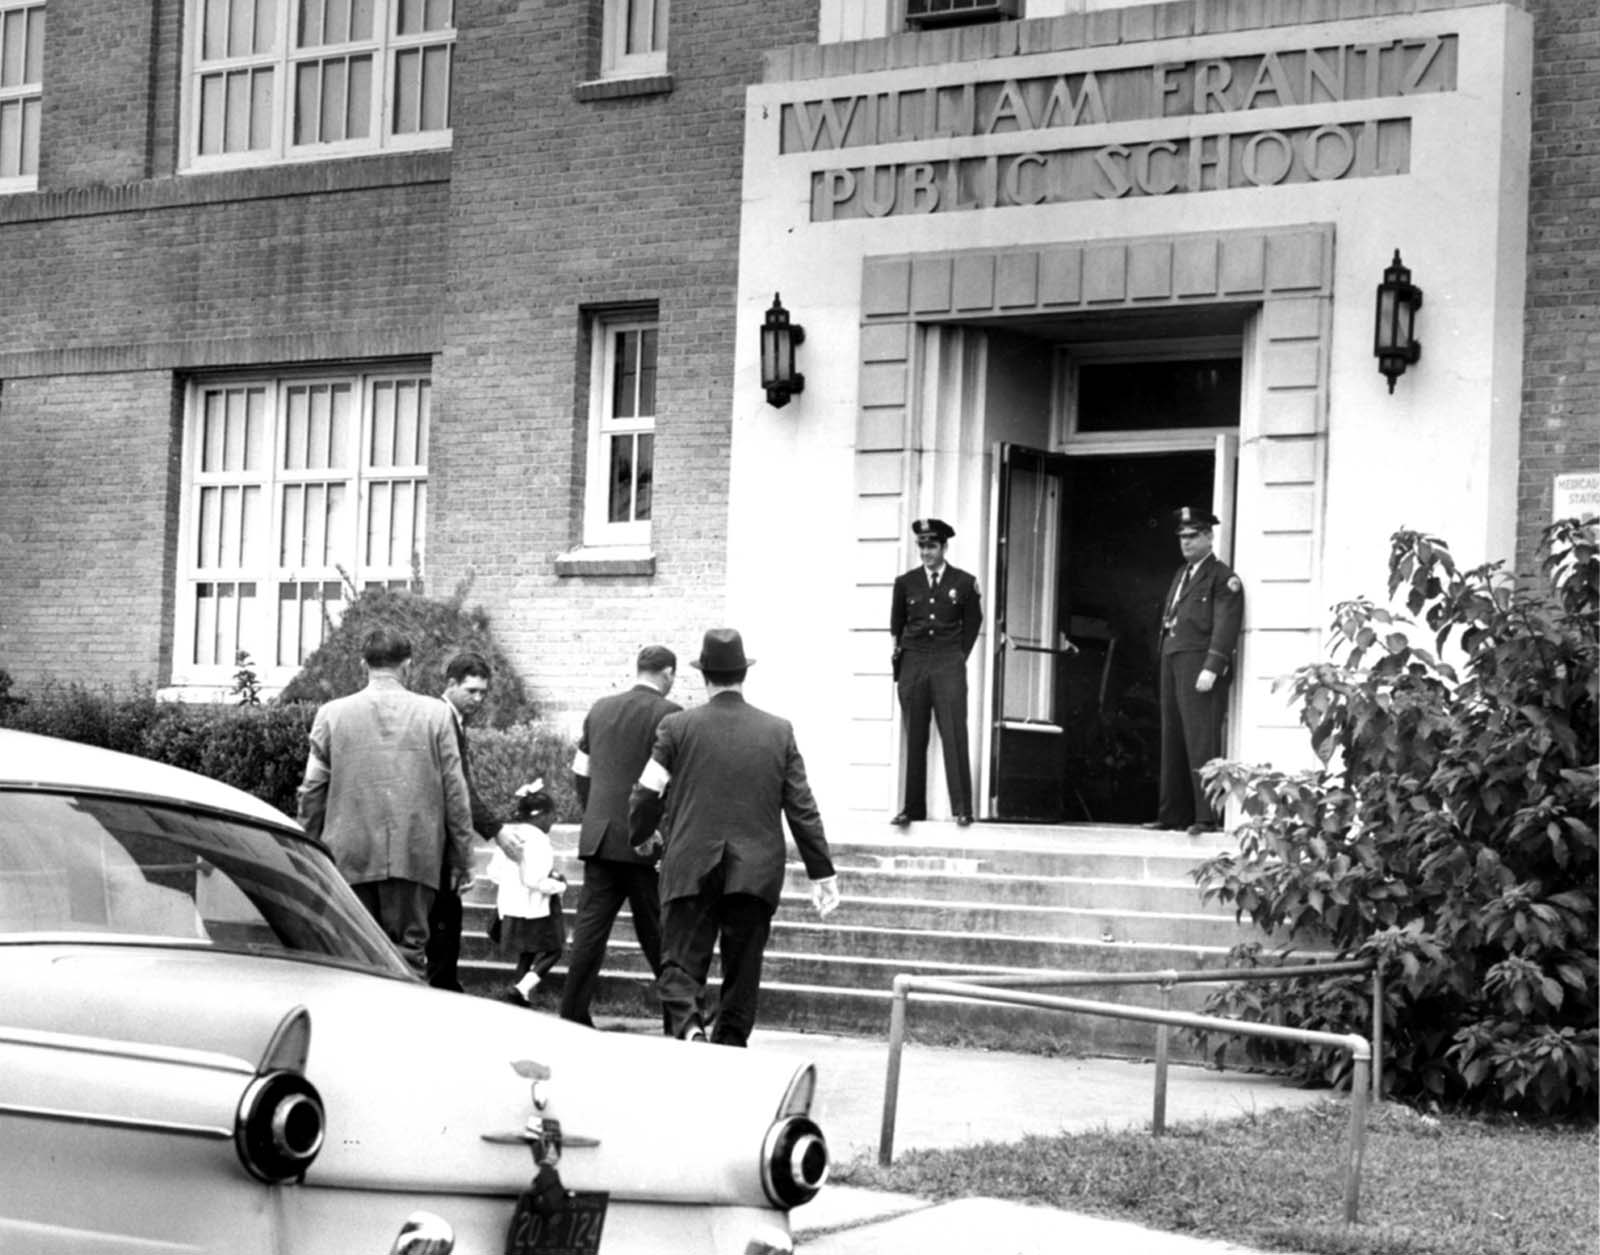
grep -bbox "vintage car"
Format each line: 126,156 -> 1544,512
0,729 -> 828,1255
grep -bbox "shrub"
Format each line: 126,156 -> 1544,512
140,703 -> 317,817
3,680 -> 574,825
1193,520 -> 1598,1117
0,677 -> 160,756
467,723 -> 581,824
278,579 -> 535,727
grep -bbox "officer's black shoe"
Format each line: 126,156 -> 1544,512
1140,821 -> 1171,830
954,814 -> 973,827
1186,823 -> 1219,836
890,811 -> 913,827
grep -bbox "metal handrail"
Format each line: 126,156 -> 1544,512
878,959 -> 1381,1224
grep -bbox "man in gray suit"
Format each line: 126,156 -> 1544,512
559,644 -> 680,1027
629,629 -> 840,1046
298,628 -> 476,973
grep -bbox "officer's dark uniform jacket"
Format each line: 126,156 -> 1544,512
891,565 -> 983,659
1159,554 -> 1244,673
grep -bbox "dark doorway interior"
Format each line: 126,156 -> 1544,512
1056,452 -> 1214,823
991,450 -> 1216,823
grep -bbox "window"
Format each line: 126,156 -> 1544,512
601,0 -> 667,79
0,1 -> 43,191
183,0 -> 454,171
584,316 -> 656,548
175,365 -> 430,687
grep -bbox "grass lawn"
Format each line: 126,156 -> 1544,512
831,1101 -> 1598,1255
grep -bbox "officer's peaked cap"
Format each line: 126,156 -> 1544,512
1174,507 -> 1220,530
912,517 -> 955,543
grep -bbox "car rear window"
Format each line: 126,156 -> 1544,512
0,790 -> 410,977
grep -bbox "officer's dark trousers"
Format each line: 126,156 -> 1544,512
657,867 -> 773,1047
559,859 -> 664,1027
1158,649 -> 1227,828
897,649 -> 972,818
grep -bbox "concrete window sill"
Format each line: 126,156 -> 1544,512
573,74 -> 674,102
555,547 -> 657,578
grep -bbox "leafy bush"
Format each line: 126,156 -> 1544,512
467,723 -> 581,824
278,580 -> 535,727
140,703 -> 317,817
2,681 -> 576,824
1193,520 -> 1598,1117
0,677 -> 160,756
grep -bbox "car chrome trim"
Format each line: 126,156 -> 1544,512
0,1025 -> 255,1074
480,1130 -> 601,1148
0,1100 -> 232,1140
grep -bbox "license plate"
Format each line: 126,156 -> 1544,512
505,1191 -> 608,1255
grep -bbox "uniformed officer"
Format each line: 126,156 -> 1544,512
890,518 -> 983,827
1147,507 -> 1244,835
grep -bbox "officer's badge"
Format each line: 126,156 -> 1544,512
946,588 -> 958,602
1228,576 -> 1242,592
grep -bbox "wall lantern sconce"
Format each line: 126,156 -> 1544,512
1374,249 -> 1423,393
760,293 -> 806,408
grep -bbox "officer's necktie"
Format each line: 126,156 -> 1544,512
1171,565 -> 1193,613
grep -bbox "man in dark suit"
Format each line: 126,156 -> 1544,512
558,645 -> 680,1028
426,651 -> 524,990
1147,507 -> 1245,836
628,628 -> 840,1045
890,517 -> 983,827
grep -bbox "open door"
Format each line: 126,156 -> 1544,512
988,443 -> 1075,820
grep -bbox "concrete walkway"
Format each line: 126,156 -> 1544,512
736,1026 -> 1335,1254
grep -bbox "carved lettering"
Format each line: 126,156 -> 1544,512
1003,152 -> 1048,205
1400,36 -> 1446,94
1038,73 -> 1107,128
1133,140 -> 1182,195
809,118 -> 1411,219
781,38 -> 1455,153
985,80 -> 1035,134
1240,52 -> 1295,110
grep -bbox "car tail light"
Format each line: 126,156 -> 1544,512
775,1064 -> 816,1119
759,1115 -> 828,1209
235,1006 -> 324,1183
235,1069 -> 325,1183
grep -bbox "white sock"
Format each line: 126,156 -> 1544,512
515,970 -> 540,998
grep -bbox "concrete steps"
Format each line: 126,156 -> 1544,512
458,820 -> 1274,1059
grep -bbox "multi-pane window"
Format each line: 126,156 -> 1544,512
585,318 -> 656,546
0,1 -> 43,189
185,0 -> 454,170
601,0 -> 667,78
177,366 -> 430,685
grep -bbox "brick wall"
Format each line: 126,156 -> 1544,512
0,372 -> 180,684
36,0 -> 158,187
1518,0 -> 1600,575
432,0 -> 818,721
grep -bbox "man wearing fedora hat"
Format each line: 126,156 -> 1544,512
1146,506 -> 1245,835
890,517 -> 983,827
628,628 -> 840,1045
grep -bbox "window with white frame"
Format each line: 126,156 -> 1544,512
176,365 -> 430,686
183,0 -> 454,171
584,316 -> 656,548
600,0 -> 667,79
0,1 -> 43,191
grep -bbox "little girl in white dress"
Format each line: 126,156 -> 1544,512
484,780 -> 566,1005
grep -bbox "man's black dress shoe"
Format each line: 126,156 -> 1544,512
954,814 -> 973,827
1139,821 -> 1169,830
890,811 -> 913,827
1186,823 -> 1219,836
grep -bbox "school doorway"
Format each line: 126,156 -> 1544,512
985,354 -> 1242,824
